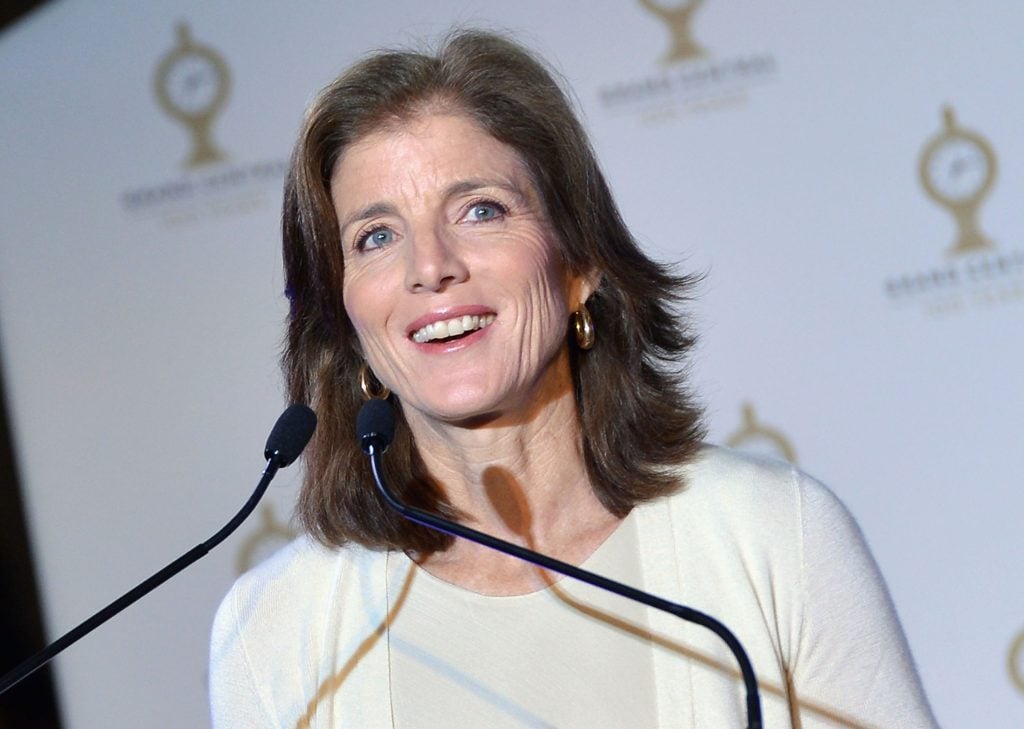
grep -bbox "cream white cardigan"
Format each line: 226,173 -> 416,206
210,447 -> 937,728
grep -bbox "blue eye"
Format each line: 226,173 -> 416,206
358,226 -> 394,250
466,201 -> 506,222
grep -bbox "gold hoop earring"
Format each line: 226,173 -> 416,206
573,304 -> 595,350
359,363 -> 391,400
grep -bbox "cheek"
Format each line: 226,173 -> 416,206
341,284 -> 361,330
341,271 -> 406,373
341,277 -> 377,346
518,259 -> 574,346
531,251 -> 574,311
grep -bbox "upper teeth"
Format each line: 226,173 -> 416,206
412,314 -> 495,343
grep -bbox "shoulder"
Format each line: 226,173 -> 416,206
639,448 -> 937,725
227,534 -> 347,592
640,445 -> 888,635
217,535 -> 334,617
210,535 -> 386,665
214,533 -> 381,625
661,444 -> 848,529
209,536 -> 393,724
634,445 -> 861,598
679,443 -> 797,493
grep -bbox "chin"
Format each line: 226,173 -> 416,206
406,388 -> 511,427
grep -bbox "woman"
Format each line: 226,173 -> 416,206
211,31 -> 937,728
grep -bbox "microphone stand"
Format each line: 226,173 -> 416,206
0,403 -> 316,696
363,440 -> 763,729
0,458 -> 281,696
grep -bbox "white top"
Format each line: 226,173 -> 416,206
387,508 -> 658,728
209,446 -> 938,728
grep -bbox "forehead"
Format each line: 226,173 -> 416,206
330,113 -> 535,203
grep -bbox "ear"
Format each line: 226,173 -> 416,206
572,267 -> 603,307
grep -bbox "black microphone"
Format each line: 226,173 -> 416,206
356,399 -> 762,729
266,403 -> 318,466
357,398 -> 396,454
0,403 -> 317,696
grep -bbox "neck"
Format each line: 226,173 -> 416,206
402,358 -> 620,593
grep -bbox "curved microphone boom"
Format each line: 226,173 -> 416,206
356,398 -> 762,729
0,404 -> 317,696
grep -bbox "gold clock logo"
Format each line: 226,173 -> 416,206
638,0 -> 707,64
1010,629 -> 1024,695
154,23 -> 231,168
725,402 -> 797,464
919,107 -> 998,256
601,1 -> 776,120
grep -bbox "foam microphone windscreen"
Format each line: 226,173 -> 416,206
264,404 -> 317,466
356,399 -> 395,454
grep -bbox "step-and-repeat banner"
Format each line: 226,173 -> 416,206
1,2 -> 1021,726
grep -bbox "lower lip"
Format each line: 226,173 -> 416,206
411,323 -> 491,353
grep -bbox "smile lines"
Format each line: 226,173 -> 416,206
412,314 -> 496,343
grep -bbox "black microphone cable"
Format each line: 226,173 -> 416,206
356,398 -> 763,729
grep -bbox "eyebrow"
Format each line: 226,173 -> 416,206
338,177 -> 531,236
339,202 -> 398,237
444,177 -> 528,203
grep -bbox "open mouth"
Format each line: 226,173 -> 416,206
411,314 -> 496,344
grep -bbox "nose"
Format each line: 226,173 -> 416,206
404,226 -> 469,293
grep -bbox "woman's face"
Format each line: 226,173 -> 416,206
332,113 -> 591,426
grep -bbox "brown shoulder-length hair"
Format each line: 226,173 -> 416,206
283,29 -> 705,553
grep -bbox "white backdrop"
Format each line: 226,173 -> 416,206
1,2 -> 1022,727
